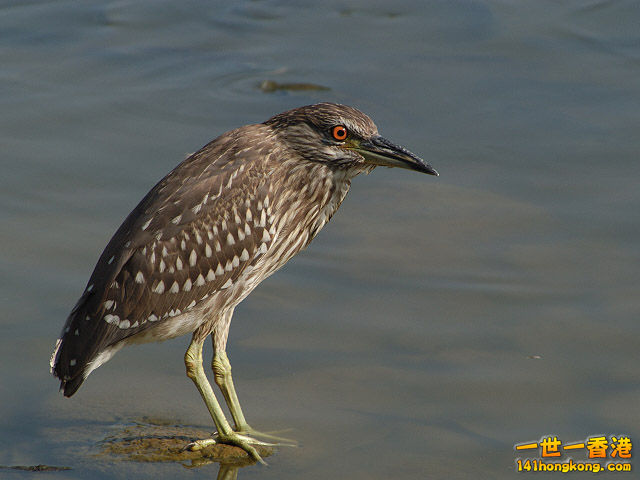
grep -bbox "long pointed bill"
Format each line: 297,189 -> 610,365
354,135 -> 438,176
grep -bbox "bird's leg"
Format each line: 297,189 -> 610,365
212,350 -> 249,432
184,335 -> 268,464
211,341 -> 297,446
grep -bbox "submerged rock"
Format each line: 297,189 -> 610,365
259,80 -> 330,93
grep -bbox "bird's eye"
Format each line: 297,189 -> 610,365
331,125 -> 348,141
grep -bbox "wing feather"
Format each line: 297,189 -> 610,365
52,124 -> 276,395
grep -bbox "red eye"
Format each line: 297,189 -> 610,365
332,125 -> 348,141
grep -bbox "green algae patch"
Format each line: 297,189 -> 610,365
97,421 -> 274,467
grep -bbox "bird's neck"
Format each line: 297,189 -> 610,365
265,161 -> 355,262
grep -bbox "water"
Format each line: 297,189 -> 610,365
1,1 -> 639,478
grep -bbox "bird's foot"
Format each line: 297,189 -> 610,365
185,431 -> 276,465
236,425 -> 298,447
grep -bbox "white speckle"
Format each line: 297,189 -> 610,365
87,284 -> 94,293
195,232 -> 203,244
264,196 -> 270,208
118,319 -> 131,329
168,265 -> 175,274
246,208 -> 253,222
262,230 -> 271,243
74,329 -> 80,336
142,246 -> 147,255
183,278 -> 192,292
212,225 -> 219,236
189,250 -> 197,267
181,239 -> 187,250
259,209 -> 266,226
205,244 -> 212,257
187,300 -> 196,309
196,274 -> 206,286
176,257 -> 183,270
206,269 -> 215,282
162,246 -> 169,257
85,315 -> 90,321
202,193 -> 209,204
237,228 -> 245,241
64,326 -> 70,333
244,223 -> 252,236
153,281 -> 165,294
170,281 -> 179,294
269,224 -> 276,236
131,321 -> 139,328
215,264 -> 224,276
141,218 -> 152,230
107,255 -> 115,264
257,200 -> 263,211
159,259 -> 166,273
240,248 -> 249,261
104,300 -> 114,310
172,214 -> 182,224
227,233 -> 235,246
215,240 -> 222,252
104,314 -> 120,324
149,314 -> 159,322
258,243 -> 268,254
221,219 -> 227,231
135,271 -> 145,284
156,232 -> 163,241
192,203 -> 203,214
225,260 -> 233,272
70,359 -> 77,367
234,209 -> 241,224
124,241 -> 131,248
232,256 -> 239,268
201,293 -> 209,300
226,176 -> 233,189
150,251 -> 156,265
221,278 -> 233,289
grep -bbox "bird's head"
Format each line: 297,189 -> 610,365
264,102 -> 438,176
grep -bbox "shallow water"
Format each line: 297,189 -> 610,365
1,1 -> 639,479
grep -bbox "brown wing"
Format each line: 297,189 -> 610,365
52,124 -> 277,395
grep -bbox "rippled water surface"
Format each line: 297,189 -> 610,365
1,1 -> 639,479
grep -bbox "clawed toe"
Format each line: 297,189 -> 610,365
237,426 -> 298,447
185,432 -> 272,465
185,437 -> 217,451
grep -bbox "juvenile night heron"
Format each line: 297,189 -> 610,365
50,103 -> 437,462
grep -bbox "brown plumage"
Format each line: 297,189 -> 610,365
50,102 -> 437,459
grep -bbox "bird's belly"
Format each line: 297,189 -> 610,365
125,308 -> 207,345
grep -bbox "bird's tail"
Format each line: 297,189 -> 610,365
50,292 -> 105,397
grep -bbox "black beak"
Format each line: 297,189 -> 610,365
354,135 -> 438,176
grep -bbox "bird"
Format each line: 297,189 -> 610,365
50,102 -> 438,463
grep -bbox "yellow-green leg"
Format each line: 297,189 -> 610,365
212,350 -> 249,431
211,345 -> 297,446
184,335 -> 268,464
